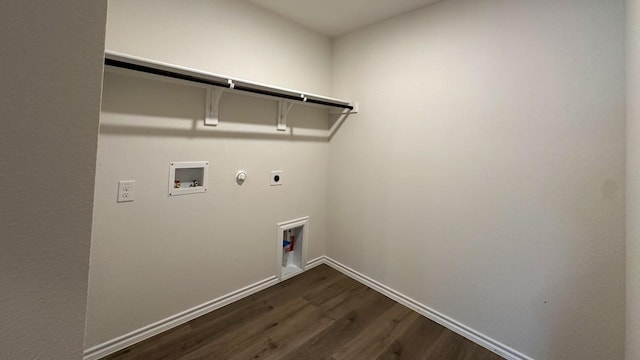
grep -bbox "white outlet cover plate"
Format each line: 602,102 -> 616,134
270,170 -> 283,186
117,180 -> 135,202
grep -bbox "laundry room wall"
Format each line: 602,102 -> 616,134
85,0 -> 332,349
328,0 -> 625,359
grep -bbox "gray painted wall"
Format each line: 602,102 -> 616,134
0,1 -> 107,358
627,0 -> 640,358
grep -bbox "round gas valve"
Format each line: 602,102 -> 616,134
236,171 -> 247,185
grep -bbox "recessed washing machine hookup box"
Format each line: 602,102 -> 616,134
168,161 -> 209,196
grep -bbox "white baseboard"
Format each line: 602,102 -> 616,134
84,255 -> 532,360
83,275 -> 279,360
305,256 -> 325,269
321,256 -> 533,360
84,257 -> 327,360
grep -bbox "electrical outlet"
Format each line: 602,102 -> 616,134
117,180 -> 135,202
270,170 -> 283,186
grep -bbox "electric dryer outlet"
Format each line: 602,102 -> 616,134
270,171 -> 283,186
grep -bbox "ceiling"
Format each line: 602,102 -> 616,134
248,0 -> 441,37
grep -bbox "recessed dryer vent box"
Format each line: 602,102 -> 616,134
277,216 -> 308,281
169,161 -> 209,196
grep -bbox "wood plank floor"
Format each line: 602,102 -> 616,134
103,265 -> 504,360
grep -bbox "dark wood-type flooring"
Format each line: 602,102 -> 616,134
104,264 -> 504,360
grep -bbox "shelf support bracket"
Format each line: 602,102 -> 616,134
205,87 -> 224,126
278,100 -> 293,131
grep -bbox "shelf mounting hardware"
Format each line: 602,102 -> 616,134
205,87 -> 224,126
105,51 -> 355,111
278,100 -> 294,131
104,51 -> 358,135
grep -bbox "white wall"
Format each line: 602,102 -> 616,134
85,0 -> 332,348
329,1 -> 625,359
627,0 -> 640,358
105,0 -> 331,95
0,1 -> 107,359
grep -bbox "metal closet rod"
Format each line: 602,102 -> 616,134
104,58 -> 354,110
